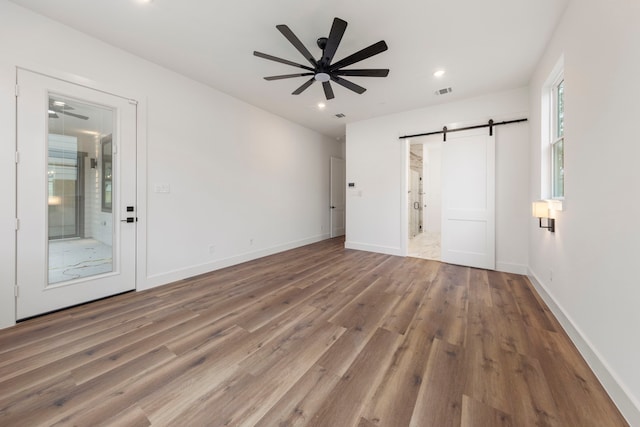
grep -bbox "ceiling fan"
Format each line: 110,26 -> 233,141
48,99 -> 89,120
254,17 -> 389,100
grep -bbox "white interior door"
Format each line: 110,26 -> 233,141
16,69 -> 137,319
330,157 -> 345,237
441,129 -> 495,270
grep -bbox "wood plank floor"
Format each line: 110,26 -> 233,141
0,238 -> 628,426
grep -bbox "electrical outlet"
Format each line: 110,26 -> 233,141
208,244 -> 216,254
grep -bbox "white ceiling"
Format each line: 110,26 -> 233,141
9,0 -> 569,139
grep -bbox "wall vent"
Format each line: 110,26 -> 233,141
335,113 -> 346,118
435,87 -> 453,96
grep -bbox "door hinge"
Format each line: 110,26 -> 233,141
15,151 -> 20,164
15,218 -> 20,230
15,84 -> 19,97
14,285 -> 19,298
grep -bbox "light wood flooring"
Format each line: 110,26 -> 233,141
0,238 -> 628,426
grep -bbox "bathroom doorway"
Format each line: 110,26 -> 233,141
408,142 -> 442,261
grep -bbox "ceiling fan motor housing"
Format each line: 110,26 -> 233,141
317,37 -> 328,50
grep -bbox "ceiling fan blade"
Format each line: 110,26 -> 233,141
330,40 -> 388,71
264,73 -> 314,81
292,78 -> 316,95
322,81 -> 335,100
330,76 -> 367,94
322,18 -> 347,66
334,69 -> 389,77
276,25 -> 317,67
254,51 -> 315,71
61,110 -> 89,120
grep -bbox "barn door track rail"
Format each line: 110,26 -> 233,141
399,118 -> 528,142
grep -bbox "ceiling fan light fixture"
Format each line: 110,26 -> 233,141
314,73 -> 331,83
255,17 -> 389,101
317,102 -> 326,109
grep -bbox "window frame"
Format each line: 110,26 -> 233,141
550,75 -> 564,199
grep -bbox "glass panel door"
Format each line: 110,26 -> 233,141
16,69 -> 137,320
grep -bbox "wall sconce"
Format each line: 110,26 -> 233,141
532,201 -> 555,232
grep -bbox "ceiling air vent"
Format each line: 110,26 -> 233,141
435,87 -> 453,96
335,113 -> 346,118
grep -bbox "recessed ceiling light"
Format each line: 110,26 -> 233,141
434,70 -> 446,78
317,102 -> 326,110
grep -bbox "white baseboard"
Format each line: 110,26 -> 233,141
140,234 -> 331,291
496,262 -> 528,275
527,269 -> 640,426
344,241 -> 403,256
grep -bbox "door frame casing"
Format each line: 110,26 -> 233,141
0,63 -> 17,329
1,63 -> 148,328
400,139 -> 410,256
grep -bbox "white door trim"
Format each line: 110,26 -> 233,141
400,139 -> 409,256
0,63 -> 18,329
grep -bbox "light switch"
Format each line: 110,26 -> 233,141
154,184 -> 170,193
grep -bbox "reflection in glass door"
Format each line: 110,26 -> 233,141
47,94 -> 115,285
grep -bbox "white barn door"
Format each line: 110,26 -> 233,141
441,129 -> 495,270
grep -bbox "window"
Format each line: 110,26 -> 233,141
550,77 -> 564,198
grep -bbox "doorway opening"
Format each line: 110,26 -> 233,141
330,157 -> 346,238
408,141 -> 442,261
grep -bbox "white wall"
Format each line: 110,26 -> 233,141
528,0 -> 640,423
346,87 -> 530,274
0,1 -> 341,328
